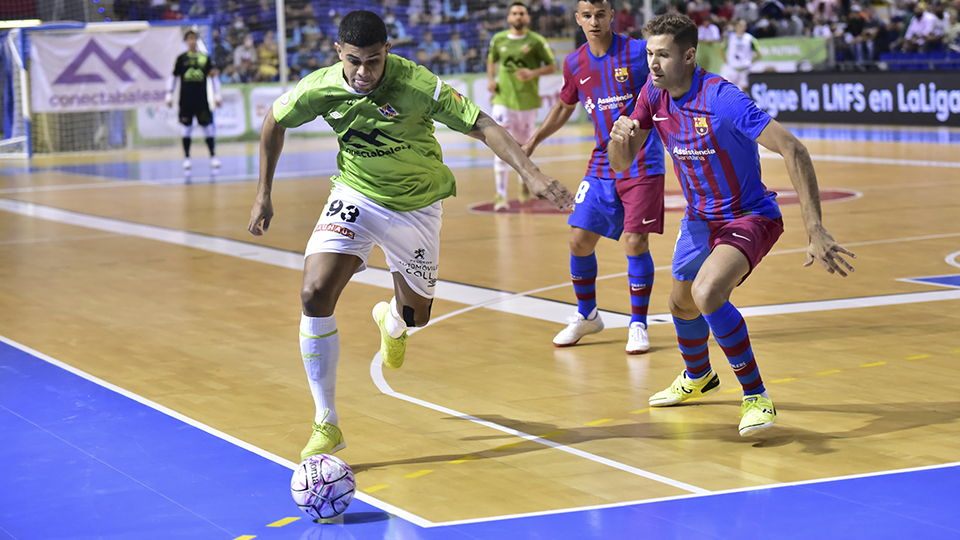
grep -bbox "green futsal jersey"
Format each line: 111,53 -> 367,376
272,54 -> 480,212
488,30 -> 555,111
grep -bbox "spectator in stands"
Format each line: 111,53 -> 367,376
220,63 -> 242,84
699,15 -> 722,42
751,15 -> 777,37
758,0 -> 785,22
778,5 -> 805,36
717,0 -> 736,23
465,46 -> 484,72
317,36 -> 339,68
187,1 -> 206,18
417,29 -> 447,74
233,34 -> 257,71
444,0 -> 470,22
733,0 -> 760,26
301,19 -> 322,47
256,30 -> 280,82
481,3 -> 508,34
687,0 -> 713,25
285,0 -> 314,26
446,29 -> 469,73
161,2 -> 184,20
946,9 -> 960,52
845,5 -> 869,62
929,2 -> 949,50
384,8 -> 413,46
812,14 -> 832,37
211,29 -> 232,71
903,2 -> 941,51
614,1 -> 639,36
227,15 -> 247,48
289,44 -> 315,78
809,0 -> 838,23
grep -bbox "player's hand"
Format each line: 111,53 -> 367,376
487,79 -> 498,94
214,96 -> 223,108
525,171 -> 574,211
514,68 -> 534,82
610,116 -> 639,143
248,196 -> 274,236
804,226 -> 856,277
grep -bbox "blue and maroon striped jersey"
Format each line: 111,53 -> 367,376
560,33 -> 664,180
630,66 -> 781,222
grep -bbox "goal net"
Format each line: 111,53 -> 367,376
2,19 -> 211,157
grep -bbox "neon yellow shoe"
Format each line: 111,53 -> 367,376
739,395 -> 777,436
372,301 -> 407,369
648,369 -> 721,407
493,194 -> 508,211
300,414 -> 345,460
518,183 -> 531,204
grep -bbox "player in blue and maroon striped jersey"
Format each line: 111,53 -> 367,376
523,0 -> 666,355
609,13 -> 855,437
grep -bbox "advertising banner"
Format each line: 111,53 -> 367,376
30,26 -> 183,113
750,71 -> 960,126
136,87 -> 245,139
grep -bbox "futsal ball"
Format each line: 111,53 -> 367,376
291,454 -> 356,519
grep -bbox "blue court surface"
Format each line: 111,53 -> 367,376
3,337 -> 960,540
902,274 -> 960,289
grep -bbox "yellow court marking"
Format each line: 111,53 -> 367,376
233,536 -> 256,540
953,349 -> 960,354
267,517 -> 300,527
860,361 -> 886,368
404,470 -> 434,479
364,484 -> 389,493
584,418 -> 614,426
905,354 -> 931,360
723,388 -> 740,394
538,430 -> 567,437
771,378 -> 796,384
817,370 -> 841,375
449,455 -> 479,464
629,407 -> 651,415
492,442 -> 523,451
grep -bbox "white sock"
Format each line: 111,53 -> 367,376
493,157 -> 509,198
299,313 -> 340,426
384,297 -> 408,338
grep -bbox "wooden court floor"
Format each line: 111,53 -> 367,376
1,124 -> 959,523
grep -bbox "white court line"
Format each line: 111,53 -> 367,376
367,353 -> 710,495
5,197 -> 960,524
947,250 -> 960,269
0,334 -> 433,528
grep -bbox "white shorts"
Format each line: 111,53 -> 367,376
304,183 -> 443,298
720,64 -> 750,90
492,103 -> 537,146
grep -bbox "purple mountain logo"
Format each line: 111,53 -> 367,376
53,38 -> 162,85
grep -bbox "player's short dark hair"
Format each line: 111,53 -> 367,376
643,13 -> 698,51
338,10 -> 388,48
510,1 -> 528,10
183,29 -> 198,40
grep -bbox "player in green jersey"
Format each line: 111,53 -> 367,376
487,1 -> 557,211
246,10 -> 574,461
165,28 -> 221,171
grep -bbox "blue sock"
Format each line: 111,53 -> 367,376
703,302 -> 765,396
570,253 -> 598,318
674,315 -> 711,378
627,253 -> 654,327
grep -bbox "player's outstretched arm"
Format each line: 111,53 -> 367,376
248,107 -> 286,236
608,116 -> 650,173
521,99 -> 576,157
466,111 -> 574,210
756,119 -> 856,276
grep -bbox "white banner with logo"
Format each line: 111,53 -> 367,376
249,86 -> 334,134
30,26 -> 182,113
136,88 -> 246,139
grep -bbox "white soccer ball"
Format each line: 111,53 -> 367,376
291,454 -> 356,519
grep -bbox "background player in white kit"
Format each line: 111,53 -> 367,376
720,19 -> 760,92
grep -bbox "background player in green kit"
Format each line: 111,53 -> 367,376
247,10 -> 574,461
487,1 -> 557,211
165,28 -> 221,171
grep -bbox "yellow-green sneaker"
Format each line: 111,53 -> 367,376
493,194 -> 508,211
648,369 -> 721,407
739,395 -> 776,436
372,301 -> 407,369
518,183 -> 531,204
300,420 -> 345,460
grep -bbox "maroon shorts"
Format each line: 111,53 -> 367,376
618,173 -> 665,235
708,215 -> 784,281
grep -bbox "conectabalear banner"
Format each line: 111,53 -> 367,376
750,71 -> 960,127
30,26 -> 182,113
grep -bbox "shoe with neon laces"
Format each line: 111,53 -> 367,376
625,321 -> 649,354
372,301 -> 407,369
493,194 -> 508,212
300,411 -> 345,460
648,369 -> 721,407
553,311 -> 604,347
518,183 -> 531,204
739,395 -> 777,436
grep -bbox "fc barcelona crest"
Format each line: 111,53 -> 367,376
694,117 -> 709,136
614,67 -> 630,83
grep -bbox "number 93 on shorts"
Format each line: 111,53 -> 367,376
304,183 -> 444,298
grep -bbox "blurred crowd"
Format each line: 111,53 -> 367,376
108,0 -> 960,78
